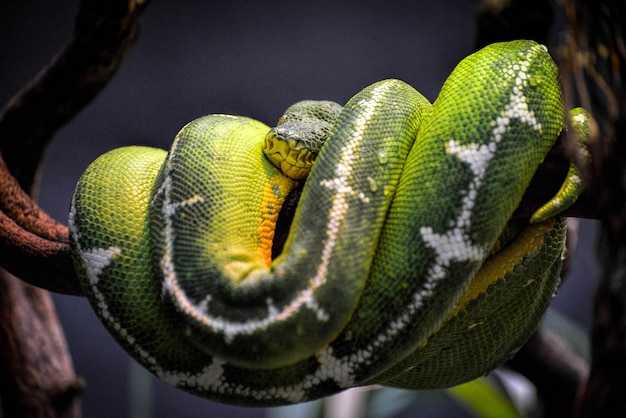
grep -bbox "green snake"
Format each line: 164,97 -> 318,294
68,40 -> 590,406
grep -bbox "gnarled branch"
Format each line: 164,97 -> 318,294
0,0 -> 149,191
0,0 -> 150,416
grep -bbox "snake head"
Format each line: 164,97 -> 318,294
263,100 -> 342,180
263,125 -> 320,180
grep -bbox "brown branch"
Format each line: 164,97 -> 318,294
0,0 -> 150,293
559,0 -> 626,416
0,155 -> 66,242
0,270 -> 85,417
0,154 -> 79,295
508,331 -> 589,418
577,272 -> 626,418
0,0 -> 151,417
0,0 -> 149,192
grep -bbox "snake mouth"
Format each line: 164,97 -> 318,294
263,133 -> 286,160
263,131 -> 315,180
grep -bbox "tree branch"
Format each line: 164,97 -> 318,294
508,331 -> 589,418
0,154 -> 78,295
0,270 -> 85,417
0,0 -> 151,294
558,0 -> 626,416
0,0 -> 150,416
0,0 -> 149,192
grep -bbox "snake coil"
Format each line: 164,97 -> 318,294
69,40 -> 589,406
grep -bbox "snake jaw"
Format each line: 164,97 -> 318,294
263,130 -> 315,180
263,99 -> 342,181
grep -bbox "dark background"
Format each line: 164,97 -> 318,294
0,1 -> 599,417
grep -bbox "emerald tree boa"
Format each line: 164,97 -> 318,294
68,40 -> 590,406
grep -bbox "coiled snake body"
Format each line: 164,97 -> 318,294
69,40 -> 589,406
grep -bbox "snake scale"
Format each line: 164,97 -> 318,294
68,40 -> 590,406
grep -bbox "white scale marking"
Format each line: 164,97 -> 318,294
80,246 -> 122,285
142,53 -> 549,402
160,87 -> 389,345
73,47 -> 551,404
420,46 -> 542,282
158,359 -> 226,390
69,205 -> 161,369
240,44 -> 549,401
71,200 -> 231,392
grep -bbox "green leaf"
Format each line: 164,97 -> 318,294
447,378 -> 525,418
